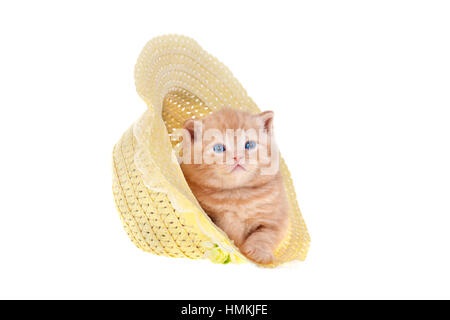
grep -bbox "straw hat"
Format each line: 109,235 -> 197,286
112,35 -> 310,267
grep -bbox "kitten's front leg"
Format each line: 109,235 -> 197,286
241,226 -> 280,265
213,212 -> 247,247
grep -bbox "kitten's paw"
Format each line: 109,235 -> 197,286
241,244 -> 275,265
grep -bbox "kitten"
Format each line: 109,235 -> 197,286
180,108 -> 288,264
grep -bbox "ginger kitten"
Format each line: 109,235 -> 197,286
180,108 -> 288,264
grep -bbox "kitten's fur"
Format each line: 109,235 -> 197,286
180,108 -> 288,264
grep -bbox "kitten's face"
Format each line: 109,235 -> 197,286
181,108 -> 279,189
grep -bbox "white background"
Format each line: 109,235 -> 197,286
0,1 -> 449,299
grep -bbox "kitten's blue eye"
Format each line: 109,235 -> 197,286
245,141 -> 256,150
213,144 -> 226,153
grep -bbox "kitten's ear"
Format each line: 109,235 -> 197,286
183,118 -> 198,140
258,110 -> 274,133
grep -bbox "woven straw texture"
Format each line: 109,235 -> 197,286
112,35 -> 310,267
